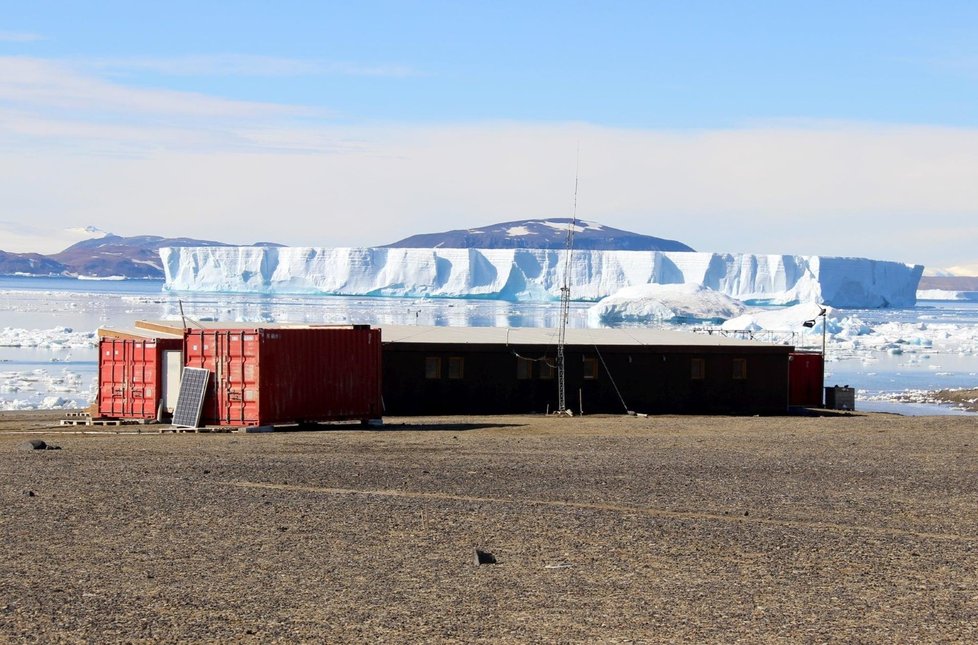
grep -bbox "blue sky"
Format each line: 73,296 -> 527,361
2,1 -> 978,269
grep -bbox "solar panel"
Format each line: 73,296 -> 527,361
172,367 -> 210,429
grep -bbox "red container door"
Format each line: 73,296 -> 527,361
215,330 -> 260,426
99,338 -> 126,418
184,330 -> 260,426
184,329 -> 216,423
98,338 -> 160,419
789,352 -> 824,407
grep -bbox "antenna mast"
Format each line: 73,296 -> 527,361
556,157 -> 579,415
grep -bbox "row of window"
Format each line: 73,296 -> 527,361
691,358 -> 748,380
425,356 -> 600,380
516,357 -> 600,380
424,356 -> 748,381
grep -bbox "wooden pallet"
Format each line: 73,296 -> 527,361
169,426 -> 235,434
60,418 -> 123,426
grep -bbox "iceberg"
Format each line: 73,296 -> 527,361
160,247 -> 923,308
722,303 -> 833,333
587,284 -> 748,326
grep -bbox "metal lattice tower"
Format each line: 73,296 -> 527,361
556,170 -> 579,414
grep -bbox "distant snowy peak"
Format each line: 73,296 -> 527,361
65,225 -> 111,240
0,222 -> 113,255
384,218 -> 695,252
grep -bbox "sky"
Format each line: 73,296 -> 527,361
2,1 -> 978,270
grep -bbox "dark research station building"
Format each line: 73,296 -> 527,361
381,325 -> 796,416
95,320 -> 808,426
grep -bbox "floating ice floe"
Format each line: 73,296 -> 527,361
716,302 -> 978,361
0,326 -> 98,348
0,367 -> 93,411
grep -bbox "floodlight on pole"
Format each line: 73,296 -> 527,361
802,306 -> 828,357
804,307 -> 829,406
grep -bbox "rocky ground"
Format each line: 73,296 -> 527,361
2,410 -> 977,642
934,388 -> 978,412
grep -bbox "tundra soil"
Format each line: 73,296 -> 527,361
2,411 -> 977,643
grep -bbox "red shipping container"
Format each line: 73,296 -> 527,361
98,335 -> 184,419
789,351 -> 824,407
183,325 -> 382,427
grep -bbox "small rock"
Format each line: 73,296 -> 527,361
474,548 -> 497,565
24,490 -> 35,497
743,511 -> 749,517
18,439 -> 46,451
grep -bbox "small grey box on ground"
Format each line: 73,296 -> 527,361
825,385 -> 855,410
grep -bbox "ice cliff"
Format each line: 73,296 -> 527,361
160,247 -> 924,308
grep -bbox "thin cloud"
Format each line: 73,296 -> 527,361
83,54 -> 419,78
0,56 -> 331,153
0,57 -> 318,119
0,31 -> 43,43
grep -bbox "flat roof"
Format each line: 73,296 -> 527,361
132,320 -> 366,335
99,326 -> 183,341
381,325 -> 789,349
127,320 -> 789,350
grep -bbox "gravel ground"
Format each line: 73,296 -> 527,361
2,410 -> 977,643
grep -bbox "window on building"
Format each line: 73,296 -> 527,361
540,360 -> 555,380
425,357 -> 442,379
691,358 -> 705,380
448,356 -> 465,380
732,358 -> 748,380
583,356 -> 599,380
516,357 -> 533,380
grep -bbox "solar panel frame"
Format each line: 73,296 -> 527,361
171,367 -> 210,429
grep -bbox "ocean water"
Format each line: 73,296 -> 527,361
2,276 -> 977,415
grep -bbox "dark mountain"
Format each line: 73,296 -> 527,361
0,250 -> 67,276
0,234 -> 274,279
48,235 -> 230,279
383,218 -> 695,251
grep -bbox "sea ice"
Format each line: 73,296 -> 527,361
0,326 -> 98,348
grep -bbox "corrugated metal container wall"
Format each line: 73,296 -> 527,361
98,337 -> 183,419
183,326 -> 382,427
789,351 -> 824,407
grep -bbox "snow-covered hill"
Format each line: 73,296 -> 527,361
160,246 -> 924,308
384,218 -> 694,252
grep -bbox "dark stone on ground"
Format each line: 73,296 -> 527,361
474,549 -> 497,565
